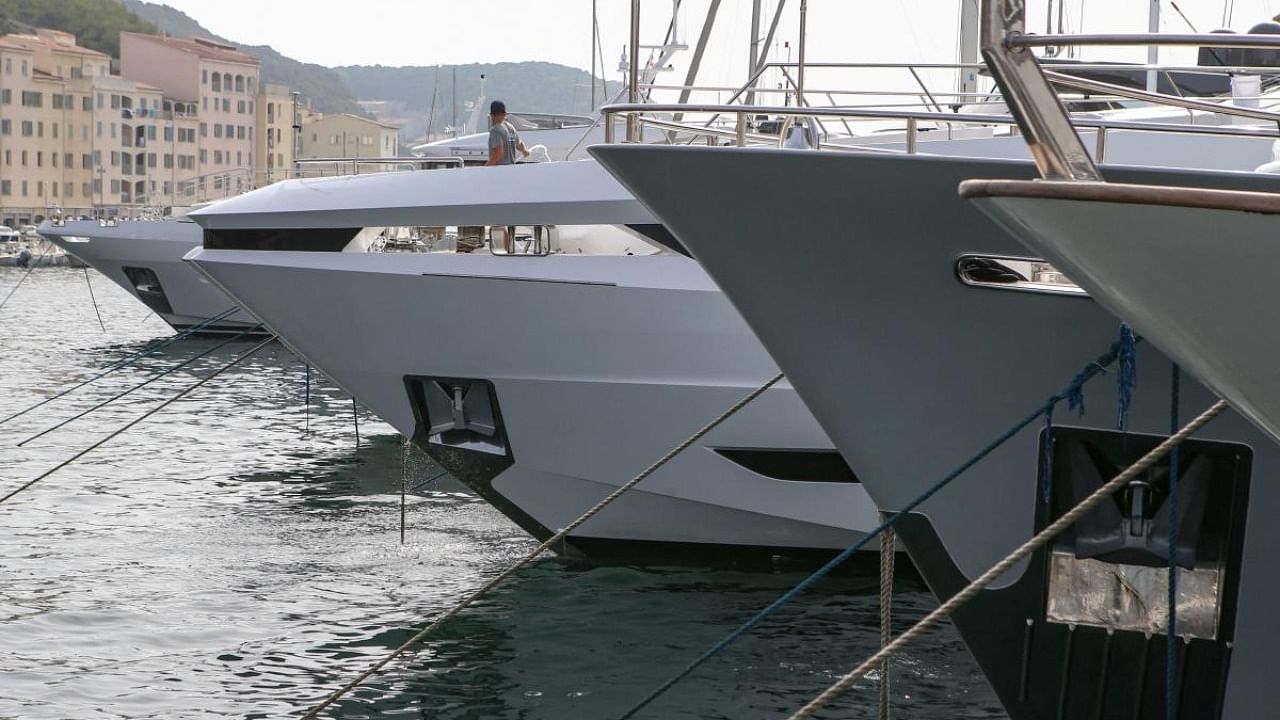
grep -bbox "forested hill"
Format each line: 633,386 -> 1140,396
0,0 -> 156,56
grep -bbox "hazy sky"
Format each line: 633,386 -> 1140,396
147,0 -> 1280,90
149,1 -> 1280,67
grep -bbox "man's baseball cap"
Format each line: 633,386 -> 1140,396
490,100 -> 507,114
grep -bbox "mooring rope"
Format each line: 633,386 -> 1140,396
1166,363 -> 1181,720
83,267 -> 106,332
877,524 -> 894,720
616,335 -> 1133,720
784,399 -> 1228,720
17,325 -> 262,446
298,372 -> 786,719
0,306 -> 242,427
0,335 -> 275,508
0,241 -> 52,315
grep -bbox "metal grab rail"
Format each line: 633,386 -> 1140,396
602,102 -> 1280,149
1008,32 -> 1280,50
1044,70 -> 1280,123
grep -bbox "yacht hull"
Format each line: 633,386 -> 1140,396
187,250 -> 882,565
38,220 -> 259,333
966,181 -> 1280,445
591,145 -> 1280,718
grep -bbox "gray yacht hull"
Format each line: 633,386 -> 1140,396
592,145 -> 1280,718
38,219 -> 259,333
187,250 -> 883,567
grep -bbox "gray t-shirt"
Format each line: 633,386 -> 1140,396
488,121 -> 520,165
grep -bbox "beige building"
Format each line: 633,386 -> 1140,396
120,33 -> 259,200
0,30 -> 123,223
299,113 -> 400,168
255,82 -> 297,184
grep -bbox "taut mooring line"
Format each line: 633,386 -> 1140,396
0,335 -> 276,508
0,242 -> 51,315
785,399 -> 1229,720
299,372 -> 786,719
17,325 -> 262,446
83,267 -> 106,332
0,306 -> 240,428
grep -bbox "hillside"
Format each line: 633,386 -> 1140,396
336,63 -> 622,139
1,0 -> 619,138
118,0 -> 360,114
0,0 -> 157,56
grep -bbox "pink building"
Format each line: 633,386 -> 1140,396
120,33 -> 259,199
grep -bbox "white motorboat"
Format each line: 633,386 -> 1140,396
38,218 -> 259,333
184,160 -> 882,566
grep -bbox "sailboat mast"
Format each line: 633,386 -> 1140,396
957,0 -> 979,107
1148,0 -> 1160,91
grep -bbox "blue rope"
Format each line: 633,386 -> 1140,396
1166,363 -> 1181,720
615,336 -> 1132,720
1040,405 -> 1056,504
1117,324 -> 1138,431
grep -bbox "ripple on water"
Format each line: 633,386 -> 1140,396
0,269 -> 1004,719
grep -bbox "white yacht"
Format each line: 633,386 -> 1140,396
38,217 -> 259,333
183,159 -> 882,565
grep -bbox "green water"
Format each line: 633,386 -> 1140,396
0,268 -> 1003,719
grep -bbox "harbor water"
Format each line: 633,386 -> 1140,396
0,268 -> 1003,719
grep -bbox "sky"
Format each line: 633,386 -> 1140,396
146,0 -> 1280,94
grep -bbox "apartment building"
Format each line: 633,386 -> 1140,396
0,29 -> 217,223
255,82 -> 296,184
120,32 -> 259,199
299,113 -> 400,163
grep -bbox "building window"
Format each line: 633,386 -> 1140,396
0,180 -> 9,196
20,59 -> 27,76
222,73 -> 231,91
1,88 -> 12,104
235,75 -> 244,93
147,126 -> 156,141
214,124 -> 222,138
212,74 -> 221,91
164,126 -> 174,142
0,119 -> 8,135
236,126 -> 245,140
20,91 -> 42,107
110,94 -> 120,109
82,95 -> 91,111
63,153 -> 72,167
202,96 -> 208,111
20,121 -> 32,137
202,69 -> 208,85
214,149 -> 223,164
222,98 -> 230,112
200,123 -> 207,137
164,154 -> 173,169
96,92 -> 103,109
237,100 -> 245,114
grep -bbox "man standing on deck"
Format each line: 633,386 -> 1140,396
485,100 -> 529,167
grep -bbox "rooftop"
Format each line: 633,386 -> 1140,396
122,32 -> 259,66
